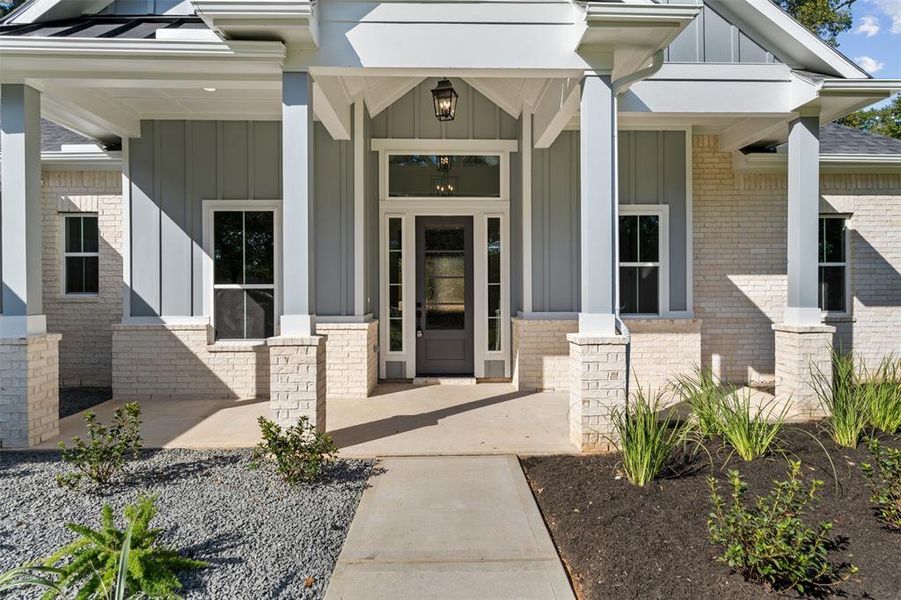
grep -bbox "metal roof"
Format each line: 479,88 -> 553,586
0,15 -> 208,38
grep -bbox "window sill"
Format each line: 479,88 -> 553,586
207,340 -> 268,353
59,295 -> 100,303
823,314 -> 855,324
621,313 -> 695,321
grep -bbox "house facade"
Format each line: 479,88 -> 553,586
0,0 -> 899,450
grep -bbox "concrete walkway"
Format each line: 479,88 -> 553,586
325,455 -> 575,600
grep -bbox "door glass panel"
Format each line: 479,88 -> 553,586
389,155 -> 501,198
424,225 -> 466,330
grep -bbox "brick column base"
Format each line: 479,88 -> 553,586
773,323 -> 835,420
567,332 -> 630,452
268,336 -> 327,432
0,333 -> 62,448
317,321 -> 378,398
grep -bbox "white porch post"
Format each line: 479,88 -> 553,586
568,74 -> 629,452
0,84 -> 61,447
774,111 -> 834,418
268,71 -> 327,432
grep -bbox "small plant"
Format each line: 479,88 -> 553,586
43,494 -> 206,599
717,390 -> 786,461
812,350 -> 870,448
861,438 -> 901,530
57,403 -> 142,489
865,356 -> 901,435
673,366 -> 724,439
708,461 -> 856,593
609,387 -> 690,487
0,566 -> 65,597
252,416 -> 338,484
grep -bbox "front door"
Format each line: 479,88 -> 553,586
415,216 -> 474,375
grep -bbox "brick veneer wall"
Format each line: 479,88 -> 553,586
111,324 -> 269,400
317,321 -> 378,398
0,334 -> 61,447
41,170 -> 122,387
693,135 -> 901,382
625,318 -> 702,395
512,318 -> 578,391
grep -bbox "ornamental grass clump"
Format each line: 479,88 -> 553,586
708,460 -> 856,594
812,350 -> 870,448
252,416 -> 338,484
861,438 -> 901,530
673,366 -> 724,439
57,402 -> 143,489
42,494 -> 206,599
610,387 -> 690,487
864,356 -> 901,435
717,390 -> 787,461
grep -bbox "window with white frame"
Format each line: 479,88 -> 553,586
387,154 -> 501,198
818,215 -> 848,313
212,210 -> 276,340
63,214 -> 99,295
619,211 -> 663,315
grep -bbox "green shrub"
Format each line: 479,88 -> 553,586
861,438 -> 901,530
57,403 -> 143,489
0,566 -> 65,597
252,416 -> 338,484
673,366 -> 724,439
812,350 -> 869,448
610,387 -> 690,487
717,390 -> 786,461
42,494 -> 206,599
864,357 -> 901,435
707,461 -> 856,593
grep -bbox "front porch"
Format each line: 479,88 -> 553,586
39,383 -> 576,456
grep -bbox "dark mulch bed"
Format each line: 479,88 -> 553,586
522,426 -> 901,600
59,387 -> 112,418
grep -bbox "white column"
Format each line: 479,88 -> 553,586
280,71 -> 316,336
0,84 -> 45,337
578,75 -> 618,336
784,113 -> 821,326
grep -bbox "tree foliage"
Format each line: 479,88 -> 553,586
772,0 -> 856,46
0,0 -> 26,18
838,95 -> 901,140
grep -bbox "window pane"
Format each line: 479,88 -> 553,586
619,216 -> 638,263
425,227 -> 465,251
637,266 -> 659,314
246,289 -> 275,339
214,212 -> 244,285
244,211 -> 274,285
619,266 -> 637,314
425,253 -> 465,278
389,285 -> 402,318
819,266 -> 845,312
639,215 -> 659,263
426,305 -> 465,329
84,257 -> 99,294
820,218 -> 845,263
389,251 -> 402,284
427,277 -> 465,305
388,218 -> 402,250
66,257 -> 85,294
488,318 -> 500,352
488,218 -> 501,283
65,217 -> 82,253
488,284 -> 501,319
82,217 -> 99,253
214,289 -> 245,340
389,319 -> 403,352
388,155 -> 500,198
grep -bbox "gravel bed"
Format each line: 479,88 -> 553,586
0,449 -> 373,599
59,387 -> 113,418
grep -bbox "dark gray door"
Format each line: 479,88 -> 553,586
416,216 -> 474,376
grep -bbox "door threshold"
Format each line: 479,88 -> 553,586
412,376 -> 477,386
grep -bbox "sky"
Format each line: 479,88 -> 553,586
836,0 -> 901,96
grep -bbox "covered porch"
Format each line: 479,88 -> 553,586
39,383 -> 576,456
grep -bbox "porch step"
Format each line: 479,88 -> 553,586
412,377 -> 477,386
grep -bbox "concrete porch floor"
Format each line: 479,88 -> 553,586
40,383 -> 578,456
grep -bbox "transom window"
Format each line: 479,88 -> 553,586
63,214 -> 99,295
212,210 -> 276,340
388,155 -> 500,198
818,215 -> 848,313
619,213 -> 660,315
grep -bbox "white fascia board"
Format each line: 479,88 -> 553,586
193,0 -> 317,46
0,36 -> 286,59
734,151 -> 901,174
0,150 -> 121,171
705,0 -> 869,80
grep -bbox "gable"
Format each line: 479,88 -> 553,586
662,0 -> 779,64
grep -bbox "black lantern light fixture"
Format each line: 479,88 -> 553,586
431,78 -> 458,122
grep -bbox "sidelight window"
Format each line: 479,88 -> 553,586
212,210 -> 276,340
388,217 -> 404,351
487,217 -> 502,351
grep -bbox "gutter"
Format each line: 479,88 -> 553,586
734,151 -> 901,174
612,49 -> 664,96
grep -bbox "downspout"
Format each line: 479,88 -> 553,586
611,49 -> 665,96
